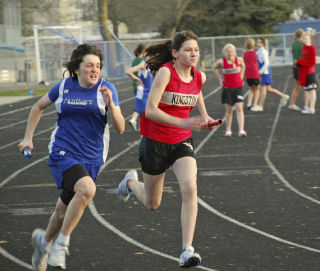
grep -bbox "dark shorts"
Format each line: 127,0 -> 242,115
59,164 -> 90,205
304,73 -> 317,91
49,156 -> 101,205
292,66 -> 299,80
139,136 -> 195,175
221,86 -> 244,105
246,78 -> 260,86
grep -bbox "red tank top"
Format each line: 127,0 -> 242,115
243,50 -> 259,79
140,61 -> 202,144
222,57 -> 243,88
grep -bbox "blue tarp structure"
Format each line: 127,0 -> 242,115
0,42 -> 25,52
275,19 -> 320,34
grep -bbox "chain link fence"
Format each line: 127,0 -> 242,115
3,26 -> 320,84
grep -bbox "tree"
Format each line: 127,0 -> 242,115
98,0 -> 113,40
20,0 -> 59,37
177,0 -> 295,37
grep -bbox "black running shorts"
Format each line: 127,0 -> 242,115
60,164 -> 90,205
139,136 -> 195,175
221,86 -> 244,105
246,78 -> 260,86
304,73 -> 317,91
292,66 -> 299,80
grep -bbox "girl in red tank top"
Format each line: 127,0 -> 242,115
213,43 -> 247,137
117,30 -> 219,268
243,38 -> 260,110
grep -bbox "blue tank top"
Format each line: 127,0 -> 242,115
48,77 -> 119,164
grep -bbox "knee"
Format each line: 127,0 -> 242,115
75,178 -> 96,202
180,180 -> 197,201
225,109 -> 232,116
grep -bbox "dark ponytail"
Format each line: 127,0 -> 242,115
145,30 -> 198,76
144,40 -> 173,76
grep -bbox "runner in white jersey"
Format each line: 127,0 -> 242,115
18,44 -> 125,271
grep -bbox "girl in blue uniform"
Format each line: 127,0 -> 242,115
18,44 -> 125,271
126,61 -> 154,131
251,38 -> 289,111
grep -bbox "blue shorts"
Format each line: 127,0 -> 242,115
135,96 -> 148,114
135,90 -> 150,114
49,156 -> 101,189
260,73 -> 273,86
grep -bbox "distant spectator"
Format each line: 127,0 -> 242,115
131,44 -> 147,95
251,38 -> 289,112
296,34 -> 317,114
243,39 -> 260,110
288,29 -> 305,111
213,43 -> 247,137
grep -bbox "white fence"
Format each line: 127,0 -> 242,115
4,26 -> 320,84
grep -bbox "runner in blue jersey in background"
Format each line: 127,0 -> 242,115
126,60 -> 154,131
18,44 -> 125,271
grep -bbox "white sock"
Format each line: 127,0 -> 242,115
56,233 -> 70,246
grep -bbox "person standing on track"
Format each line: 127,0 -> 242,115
251,38 -> 290,112
117,30 -> 219,268
126,60 -> 154,131
18,44 -> 125,271
288,29 -> 305,111
243,38 -> 260,111
296,34 -> 317,114
131,44 -> 147,95
213,43 -> 247,137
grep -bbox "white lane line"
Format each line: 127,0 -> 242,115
89,87 -> 222,271
264,76 -> 320,204
0,110 -> 56,131
0,97 -> 134,151
0,92 -> 134,131
197,198 -> 320,253
0,127 -> 54,151
195,75 -> 320,253
0,247 -> 32,270
89,202 -> 217,271
0,155 -> 48,189
0,105 -> 32,117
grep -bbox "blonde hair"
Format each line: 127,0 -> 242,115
223,43 -> 236,57
245,39 -> 255,50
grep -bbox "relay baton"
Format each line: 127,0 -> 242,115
201,119 -> 223,128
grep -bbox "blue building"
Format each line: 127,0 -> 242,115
275,19 -> 320,34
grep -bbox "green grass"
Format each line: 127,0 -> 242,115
0,89 -> 49,96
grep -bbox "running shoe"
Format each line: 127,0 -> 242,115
280,95 -> 290,107
301,108 -> 315,114
288,104 -> 301,111
250,105 -> 263,112
117,169 -> 138,202
179,246 -> 201,268
48,241 -> 69,270
128,119 -> 137,131
31,228 -> 50,271
224,131 -> 232,137
238,130 -> 247,137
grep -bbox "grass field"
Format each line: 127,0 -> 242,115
0,89 -> 49,96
